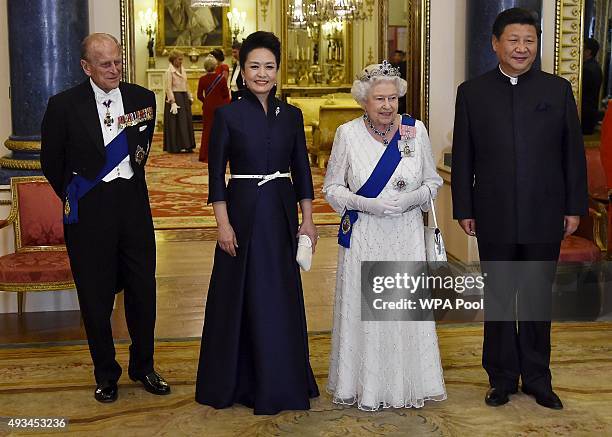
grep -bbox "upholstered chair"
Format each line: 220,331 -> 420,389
0,176 -> 74,314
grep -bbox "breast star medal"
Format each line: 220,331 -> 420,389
135,146 -> 146,165
392,176 -> 408,192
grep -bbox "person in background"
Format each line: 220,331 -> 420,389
197,55 -> 230,163
228,41 -> 246,101
210,48 -> 230,82
163,50 -> 196,153
581,38 -> 603,134
390,50 -> 407,114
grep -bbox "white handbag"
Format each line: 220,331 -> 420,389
296,235 -> 313,271
424,189 -> 447,262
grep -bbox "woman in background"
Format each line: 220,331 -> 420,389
163,50 -> 196,153
197,55 -> 230,162
210,48 -> 230,82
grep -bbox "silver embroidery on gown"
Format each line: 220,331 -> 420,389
323,117 -> 447,411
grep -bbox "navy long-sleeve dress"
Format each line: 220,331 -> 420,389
195,88 -> 319,415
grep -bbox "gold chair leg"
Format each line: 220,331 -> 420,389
17,292 -> 24,315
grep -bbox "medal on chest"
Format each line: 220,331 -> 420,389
398,124 -> 417,158
102,100 -> 114,128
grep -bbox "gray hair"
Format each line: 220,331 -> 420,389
81,33 -> 121,61
203,55 -> 217,72
351,75 -> 408,105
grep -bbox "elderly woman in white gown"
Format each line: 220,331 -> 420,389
323,61 -> 446,411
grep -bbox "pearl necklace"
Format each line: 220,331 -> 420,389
363,112 -> 394,146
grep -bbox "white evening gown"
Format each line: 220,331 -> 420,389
323,117 -> 447,411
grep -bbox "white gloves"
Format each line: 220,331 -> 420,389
345,193 -> 402,217
391,185 -> 430,213
345,185 -> 431,217
170,102 -> 180,114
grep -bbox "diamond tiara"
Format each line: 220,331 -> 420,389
358,60 -> 401,81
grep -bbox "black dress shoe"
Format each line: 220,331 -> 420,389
522,385 -> 563,410
130,371 -> 171,395
485,387 -> 512,406
94,381 -> 118,403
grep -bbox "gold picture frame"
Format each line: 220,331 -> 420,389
379,0 -> 430,126
156,0 -> 230,55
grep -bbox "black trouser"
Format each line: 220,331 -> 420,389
64,177 -> 156,384
477,241 -> 561,392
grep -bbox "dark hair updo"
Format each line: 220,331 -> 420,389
239,31 -> 281,71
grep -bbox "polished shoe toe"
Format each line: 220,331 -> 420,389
485,387 -> 511,407
522,386 -> 563,410
94,381 -> 118,403
131,371 -> 171,395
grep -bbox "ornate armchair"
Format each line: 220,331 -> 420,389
0,176 -> 74,314
315,105 -> 364,168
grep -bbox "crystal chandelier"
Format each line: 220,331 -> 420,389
191,0 -> 230,7
287,0 -> 366,27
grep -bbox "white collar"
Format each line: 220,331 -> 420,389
90,78 -> 120,103
498,65 -> 518,85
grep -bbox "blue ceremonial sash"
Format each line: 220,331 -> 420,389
63,131 -> 129,224
205,73 -> 224,96
337,114 -> 415,248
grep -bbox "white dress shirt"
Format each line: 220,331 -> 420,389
229,63 -> 241,92
90,79 -> 134,182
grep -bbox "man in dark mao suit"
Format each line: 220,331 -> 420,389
41,33 -> 170,403
451,9 -> 587,410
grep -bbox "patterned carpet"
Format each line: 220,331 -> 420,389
1,323 -> 611,436
146,133 -> 338,229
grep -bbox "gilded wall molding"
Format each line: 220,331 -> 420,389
120,0 -> 136,83
554,0 -> 584,106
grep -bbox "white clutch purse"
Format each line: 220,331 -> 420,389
424,189 -> 447,262
296,235 -> 313,271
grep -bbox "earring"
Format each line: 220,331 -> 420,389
242,78 -> 246,86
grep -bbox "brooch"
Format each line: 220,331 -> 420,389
275,106 -> 280,116
341,215 -> 351,234
64,198 -> 71,217
135,146 -> 146,165
392,176 -> 408,192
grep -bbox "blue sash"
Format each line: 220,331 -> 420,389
64,131 -> 129,224
205,73 -> 224,96
337,114 -> 415,248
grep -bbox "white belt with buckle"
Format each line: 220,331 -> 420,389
230,171 -> 291,186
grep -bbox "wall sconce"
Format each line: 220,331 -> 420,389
138,7 -> 158,68
227,8 -> 246,44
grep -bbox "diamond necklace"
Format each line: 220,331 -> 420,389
363,112 -> 394,146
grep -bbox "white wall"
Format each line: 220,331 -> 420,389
428,0 -> 466,165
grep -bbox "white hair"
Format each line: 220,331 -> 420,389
351,75 -> 408,105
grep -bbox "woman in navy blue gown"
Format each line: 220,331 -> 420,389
195,31 -> 320,415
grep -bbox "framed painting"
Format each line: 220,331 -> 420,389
156,0 -> 230,54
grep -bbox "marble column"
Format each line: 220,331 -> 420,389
466,0 -> 542,80
1,0 -> 89,184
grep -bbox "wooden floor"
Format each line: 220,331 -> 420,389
0,229 -> 340,344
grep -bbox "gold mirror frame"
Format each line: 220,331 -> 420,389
120,0 -> 136,83
378,0 -> 430,126
280,2 -> 354,90
554,0 -> 585,108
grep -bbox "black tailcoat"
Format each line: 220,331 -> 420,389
451,67 -> 587,244
40,80 -> 157,384
196,89 -> 319,415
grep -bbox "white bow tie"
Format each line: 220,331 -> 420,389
95,87 -> 120,105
